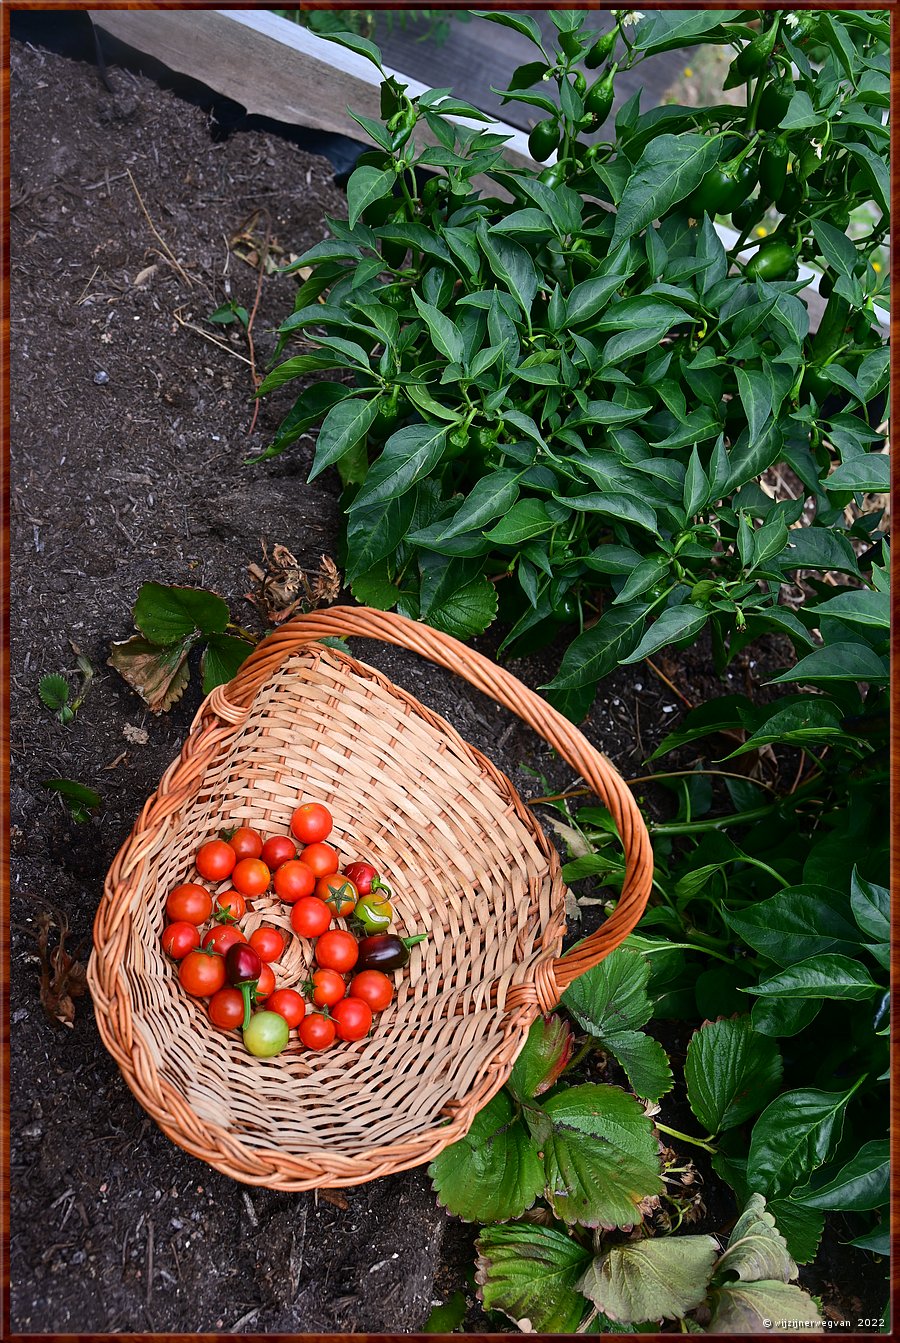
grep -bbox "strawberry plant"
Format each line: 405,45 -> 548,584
260,8 -> 888,720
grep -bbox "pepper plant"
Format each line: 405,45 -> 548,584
259,8 -> 888,718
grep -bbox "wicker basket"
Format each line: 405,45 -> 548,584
89,607 -> 653,1190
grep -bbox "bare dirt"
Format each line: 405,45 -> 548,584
9,35 -> 885,1336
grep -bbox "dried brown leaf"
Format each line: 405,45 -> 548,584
108,634 -> 195,713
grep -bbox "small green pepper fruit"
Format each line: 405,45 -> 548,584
573,70 -> 587,98
731,195 -> 767,233
735,22 -> 779,79
551,590 -> 579,623
528,118 -> 561,162
745,239 -> 799,281
775,173 -> 804,214
756,78 -> 794,131
818,269 -> 835,299
759,136 -> 789,202
686,159 -> 757,217
538,163 -> 565,188
584,28 -> 616,69
585,63 -> 617,122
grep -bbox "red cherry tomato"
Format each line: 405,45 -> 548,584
179,949 -> 226,997
273,860 -> 316,904
202,924 -> 247,956
260,834 -> 296,870
267,988 -> 306,1029
290,802 -> 333,844
349,970 -> 394,1013
196,839 -> 236,883
290,897 -> 333,939
299,1013 -> 337,1051
305,968 -> 346,1008
300,842 -> 339,878
231,858 -> 271,898
331,997 -> 373,1042
208,987 -> 245,1030
166,883 -> 213,926
315,874 -> 357,917
315,929 -> 358,974
249,927 -> 285,963
214,889 -> 247,922
227,826 -> 263,861
161,921 -> 201,960
255,962 -> 276,1001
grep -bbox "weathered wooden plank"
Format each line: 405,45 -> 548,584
87,7 -> 537,171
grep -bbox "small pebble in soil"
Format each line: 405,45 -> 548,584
93,370 -> 109,385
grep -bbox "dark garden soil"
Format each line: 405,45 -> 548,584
9,37 -> 884,1336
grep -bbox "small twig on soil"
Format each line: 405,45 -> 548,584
145,1219 -> 154,1307
645,656 -> 694,710
125,168 -> 193,289
74,264 -> 100,306
172,308 -> 252,366
244,209 -> 272,436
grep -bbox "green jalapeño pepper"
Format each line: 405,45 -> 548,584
759,136 -> 789,203
734,22 -> 779,80
585,63 -> 617,123
746,239 -> 799,281
687,159 -> 757,217
584,28 -> 616,69
775,173 -> 805,214
529,118 -> 561,162
756,79 -> 794,131
731,196 -> 766,233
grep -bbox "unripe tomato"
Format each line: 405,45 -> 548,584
290,802 -> 333,844
161,922 -> 201,960
243,1010 -> 290,1058
315,929 -> 359,974
331,997 -> 373,1042
291,897 -> 333,939
300,843 -> 340,878
299,1013 -> 336,1051
166,883 -> 213,926
260,835 -> 296,870
273,860 -> 316,904
226,827 -> 263,861
231,858 -> 271,898
267,988 -> 306,1029
195,839 -> 236,883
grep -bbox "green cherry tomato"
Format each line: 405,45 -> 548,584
745,240 -> 799,281
355,894 -> 394,935
528,119 -> 561,162
243,1010 -> 290,1058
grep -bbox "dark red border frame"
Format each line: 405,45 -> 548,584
0,3 -> 895,1341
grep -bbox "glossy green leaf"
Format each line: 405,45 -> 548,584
611,134 -> 723,249
308,396 -> 381,481
685,1017 -> 783,1136
620,604 -> 708,664
484,499 -> 553,545
545,604 -> 647,691
824,454 -> 890,492
350,424 -> 447,512
767,642 -> 888,685
744,954 -> 879,1001
133,582 -> 229,644
792,1139 -> 889,1212
748,1085 -> 858,1197
725,885 -> 861,967
850,869 -> 890,942
346,164 -> 394,229
200,633 -> 254,695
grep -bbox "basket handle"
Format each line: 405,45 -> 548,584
213,606 -> 654,1002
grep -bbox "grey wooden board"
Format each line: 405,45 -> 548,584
376,10 -> 677,132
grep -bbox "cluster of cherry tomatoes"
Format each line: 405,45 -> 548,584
160,801 -> 422,1057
